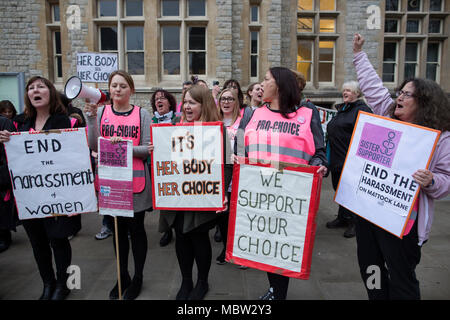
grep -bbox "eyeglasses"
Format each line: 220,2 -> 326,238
220,97 -> 235,103
155,96 -> 168,101
227,85 -> 238,90
396,90 -> 415,99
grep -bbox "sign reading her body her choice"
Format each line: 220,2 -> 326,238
226,161 -> 322,279
4,129 -> 97,220
335,111 -> 440,238
76,52 -> 118,83
98,137 -> 134,217
150,122 -> 225,211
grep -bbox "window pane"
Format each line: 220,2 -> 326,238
320,0 -> 335,10
319,63 -> 333,82
407,0 -> 421,11
382,63 -> 395,82
126,0 -> 143,16
298,40 -> 313,61
251,31 -> 258,54
405,43 -> 418,61
320,19 -> 335,33
430,0 -> 442,11
189,52 -> 206,74
297,18 -> 313,33
251,6 -> 258,22
297,0 -> 313,11
385,19 -> 398,33
126,26 -> 143,50
53,5 -> 60,22
163,52 -> 180,75
428,20 -> 441,33
163,26 -> 180,50
251,55 -> 258,77
189,27 -> 205,50
426,64 -> 437,80
427,43 -> 439,62
162,0 -> 179,16
386,0 -> 399,11
127,52 -> 144,75
100,27 -> 118,51
188,0 -> 205,16
383,43 -> 396,62
56,56 -> 62,78
99,0 -> 116,17
297,62 -> 312,81
404,63 -> 416,78
406,20 -> 419,33
54,31 -> 61,54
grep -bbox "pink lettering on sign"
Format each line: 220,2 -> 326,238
99,139 -> 128,167
356,122 -> 402,168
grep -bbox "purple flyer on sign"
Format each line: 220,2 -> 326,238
99,139 -> 128,167
356,122 -> 402,168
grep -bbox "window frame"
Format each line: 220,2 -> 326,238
382,41 -> 398,84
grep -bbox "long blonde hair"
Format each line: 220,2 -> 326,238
182,85 -> 221,122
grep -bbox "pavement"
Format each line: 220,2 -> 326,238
0,178 -> 449,301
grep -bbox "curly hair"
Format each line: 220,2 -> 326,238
387,78 -> 450,131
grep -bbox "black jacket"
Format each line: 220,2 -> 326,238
326,99 -> 372,171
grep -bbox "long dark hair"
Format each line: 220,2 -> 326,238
388,78 -> 450,131
24,76 -> 66,119
269,67 -> 301,118
222,79 -> 245,108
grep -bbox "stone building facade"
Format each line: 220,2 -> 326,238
0,0 -> 448,113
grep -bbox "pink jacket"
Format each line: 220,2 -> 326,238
353,51 -> 450,245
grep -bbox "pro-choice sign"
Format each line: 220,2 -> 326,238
335,112 -> 440,238
226,161 -> 322,279
150,122 -> 225,211
5,129 -> 97,220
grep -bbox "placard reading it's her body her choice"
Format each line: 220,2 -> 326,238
4,129 -> 97,220
226,161 -> 322,280
98,137 -> 133,217
150,122 -> 225,211
335,112 -> 440,238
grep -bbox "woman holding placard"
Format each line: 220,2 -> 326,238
0,76 -> 81,300
85,70 -> 152,300
153,85 -> 232,300
352,33 -> 450,299
235,67 -> 327,300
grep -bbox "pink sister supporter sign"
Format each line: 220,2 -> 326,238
335,112 -> 440,238
98,138 -> 134,217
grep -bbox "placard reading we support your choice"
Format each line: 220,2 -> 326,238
335,112 -> 440,238
5,129 -> 97,220
151,122 -> 225,211
226,162 -> 322,279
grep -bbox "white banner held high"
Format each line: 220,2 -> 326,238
5,129 -> 97,220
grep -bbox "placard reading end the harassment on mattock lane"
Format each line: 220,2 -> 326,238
335,111 -> 440,238
150,122 -> 225,211
4,129 -> 98,220
226,161 -> 322,280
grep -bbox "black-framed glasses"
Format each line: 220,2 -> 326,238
220,97 -> 235,103
395,90 -> 415,99
226,85 -> 238,90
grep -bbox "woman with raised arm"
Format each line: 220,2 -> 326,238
352,33 -> 450,300
84,70 -> 152,300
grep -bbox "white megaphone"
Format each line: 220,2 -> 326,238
64,76 -> 110,104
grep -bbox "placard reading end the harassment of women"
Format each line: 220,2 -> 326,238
5,129 -> 97,220
335,112 -> 440,238
98,137 -> 134,217
151,122 -> 225,211
226,162 -> 322,279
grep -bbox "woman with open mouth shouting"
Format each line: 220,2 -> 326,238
352,33 -> 450,300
